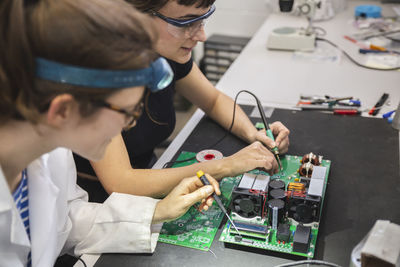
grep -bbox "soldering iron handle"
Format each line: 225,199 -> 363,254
266,129 -> 275,141
255,98 -> 270,131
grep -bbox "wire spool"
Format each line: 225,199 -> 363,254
301,152 -> 320,166
268,179 -> 285,192
269,188 -> 286,202
196,149 -> 223,162
299,162 -> 314,177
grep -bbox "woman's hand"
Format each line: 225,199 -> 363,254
222,141 -> 279,177
253,121 -> 290,154
152,174 -> 220,224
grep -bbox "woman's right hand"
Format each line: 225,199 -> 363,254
152,174 -> 220,224
221,141 -> 279,178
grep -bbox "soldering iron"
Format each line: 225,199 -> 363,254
251,93 -> 283,172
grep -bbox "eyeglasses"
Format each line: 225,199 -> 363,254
151,5 -> 216,39
96,100 -> 144,131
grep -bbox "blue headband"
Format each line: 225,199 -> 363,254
35,57 -> 173,92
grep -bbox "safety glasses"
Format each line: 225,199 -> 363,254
151,5 -> 216,39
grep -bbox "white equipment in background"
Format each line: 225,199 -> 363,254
267,0 -> 321,51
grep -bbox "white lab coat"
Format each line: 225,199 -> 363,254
0,148 -> 161,267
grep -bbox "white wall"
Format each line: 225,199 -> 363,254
194,0 -> 352,63
193,0 -> 273,63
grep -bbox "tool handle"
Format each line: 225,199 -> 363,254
333,109 -> 361,115
266,129 -> 279,154
196,171 -> 227,213
266,129 -> 275,141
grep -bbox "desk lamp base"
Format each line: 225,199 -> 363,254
267,27 -> 316,52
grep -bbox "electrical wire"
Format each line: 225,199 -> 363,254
72,255 -> 87,267
274,259 -> 342,267
317,37 -> 400,71
162,90 -> 263,168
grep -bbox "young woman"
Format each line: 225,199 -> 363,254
74,0 -> 291,199
0,0 -> 219,265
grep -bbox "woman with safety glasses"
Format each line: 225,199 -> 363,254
0,0 -> 220,265
73,0 -> 291,199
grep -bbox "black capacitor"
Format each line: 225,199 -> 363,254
268,179 -> 285,192
269,188 -> 286,202
267,199 -> 285,229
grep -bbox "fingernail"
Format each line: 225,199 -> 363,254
204,185 -> 213,194
271,142 -> 276,147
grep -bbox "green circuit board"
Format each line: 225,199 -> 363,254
158,151 -> 331,258
158,151 -> 241,251
219,155 -> 331,258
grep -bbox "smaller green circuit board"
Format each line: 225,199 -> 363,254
158,151 -> 241,251
219,155 -> 331,258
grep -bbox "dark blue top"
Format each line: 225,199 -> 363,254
73,57 -> 193,174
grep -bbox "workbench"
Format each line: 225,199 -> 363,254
82,1 -> 400,266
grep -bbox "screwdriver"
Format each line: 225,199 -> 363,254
196,171 -> 241,236
254,98 -> 283,172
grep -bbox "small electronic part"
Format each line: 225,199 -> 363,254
242,239 -> 254,244
277,223 -> 291,243
301,152 -> 320,166
293,225 -> 311,253
288,194 -> 321,223
287,182 -> 306,196
234,235 -> 243,242
299,162 -> 314,177
268,179 -> 285,191
308,166 -> 327,197
252,174 -> 270,191
196,149 -> 223,162
267,199 -> 285,229
232,190 -> 263,218
269,188 -> 286,202
233,221 -> 268,235
231,173 -> 269,219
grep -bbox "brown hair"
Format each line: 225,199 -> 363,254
126,0 -> 215,13
0,0 -> 158,123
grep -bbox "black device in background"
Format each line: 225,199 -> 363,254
279,0 -> 295,12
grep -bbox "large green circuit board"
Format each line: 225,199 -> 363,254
158,151 -> 331,258
219,155 -> 331,258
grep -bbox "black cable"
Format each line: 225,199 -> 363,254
162,91 -> 241,168
317,37 -> 400,71
71,255 -> 87,267
386,36 -> 400,43
274,259 -> 342,267
162,156 -> 196,169
162,90 -> 265,168
363,29 -> 400,40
